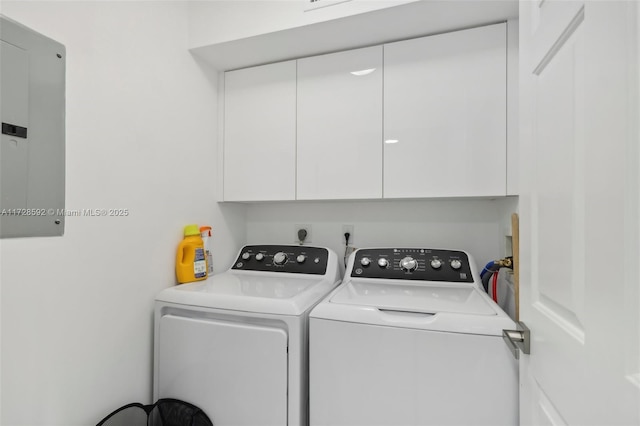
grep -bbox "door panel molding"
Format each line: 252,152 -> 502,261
533,6 -> 584,75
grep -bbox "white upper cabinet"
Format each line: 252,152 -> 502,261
223,61 -> 296,201
383,23 -> 507,198
297,46 -> 383,200
222,23 -> 511,202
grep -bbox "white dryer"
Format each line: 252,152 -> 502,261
154,245 -> 340,426
310,247 -> 518,426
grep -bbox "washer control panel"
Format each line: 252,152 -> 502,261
351,248 -> 474,282
232,245 -> 328,275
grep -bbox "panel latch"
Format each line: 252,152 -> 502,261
502,321 -> 531,359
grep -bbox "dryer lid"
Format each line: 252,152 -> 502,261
329,280 -> 497,316
156,271 -> 339,316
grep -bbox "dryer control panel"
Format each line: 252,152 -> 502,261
350,248 -> 474,282
232,245 -> 328,275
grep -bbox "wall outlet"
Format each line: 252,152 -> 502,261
342,224 -> 354,245
295,224 -> 312,244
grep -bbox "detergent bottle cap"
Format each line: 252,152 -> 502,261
183,224 -> 200,237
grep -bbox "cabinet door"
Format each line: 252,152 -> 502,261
297,46 -> 382,200
224,61 -> 296,201
384,23 -> 506,198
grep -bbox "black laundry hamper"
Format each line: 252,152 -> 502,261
96,398 -> 213,426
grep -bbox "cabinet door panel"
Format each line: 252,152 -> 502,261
224,61 -> 296,201
384,23 -> 507,198
297,46 -> 383,200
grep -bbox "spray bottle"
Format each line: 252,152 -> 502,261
199,225 -> 214,276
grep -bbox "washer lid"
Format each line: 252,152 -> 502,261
155,271 -> 338,316
311,279 -> 515,336
330,280 -> 496,316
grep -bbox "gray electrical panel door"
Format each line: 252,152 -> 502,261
1,15 -> 65,237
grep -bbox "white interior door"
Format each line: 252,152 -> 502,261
518,1 -> 639,424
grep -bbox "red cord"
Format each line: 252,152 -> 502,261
492,270 -> 499,303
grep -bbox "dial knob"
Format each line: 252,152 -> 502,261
360,257 -> 371,267
430,258 -> 442,269
255,253 -> 265,261
273,252 -> 288,265
450,259 -> 462,270
378,258 -> 389,268
400,256 -> 418,272
241,252 -> 251,260
296,255 -> 306,264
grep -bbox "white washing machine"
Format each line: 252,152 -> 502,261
154,244 -> 340,426
310,247 -> 518,426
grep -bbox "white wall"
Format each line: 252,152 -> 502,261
0,2 -> 245,425
246,198 -> 517,276
188,0 -> 416,49
187,1 -> 518,71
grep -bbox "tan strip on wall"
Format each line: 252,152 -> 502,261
511,213 -> 520,321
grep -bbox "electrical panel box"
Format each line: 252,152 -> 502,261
1,15 -> 65,238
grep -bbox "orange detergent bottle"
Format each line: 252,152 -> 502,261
175,224 -> 208,284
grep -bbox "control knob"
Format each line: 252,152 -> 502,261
430,258 -> 443,269
273,252 -> 288,265
400,256 -> 418,272
241,252 -> 251,260
450,259 -> 462,270
377,258 -> 389,268
360,257 -> 371,267
255,253 -> 265,261
296,255 -> 306,264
